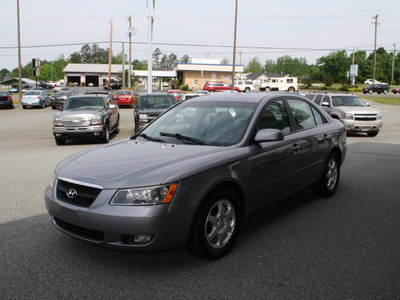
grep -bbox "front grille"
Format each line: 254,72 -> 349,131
63,119 -> 91,126
56,179 -> 102,207
54,217 -> 104,242
354,114 -> 377,121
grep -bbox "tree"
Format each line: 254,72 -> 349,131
316,50 -> 351,83
0,68 -> 10,80
167,53 -> 178,69
221,58 -> 230,65
69,52 -> 82,63
244,56 -> 264,73
179,54 -> 190,64
132,59 -> 148,70
152,48 -> 162,68
80,44 -> 109,64
38,64 -> 51,82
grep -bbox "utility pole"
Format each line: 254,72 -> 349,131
107,20 -> 113,92
391,44 -> 396,85
231,0 -> 238,91
17,0 -> 22,102
147,0 -> 155,94
128,16 -> 132,88
122,42 -> 125,88
372,15 -> 379,81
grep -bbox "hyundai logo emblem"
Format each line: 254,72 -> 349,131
66,189 -> 78,199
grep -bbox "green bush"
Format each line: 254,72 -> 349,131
179,84 -> 189,91
323,77 -> 334,87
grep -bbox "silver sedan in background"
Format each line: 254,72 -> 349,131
45,93 -> 346,259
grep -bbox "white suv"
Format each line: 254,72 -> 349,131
234,80 -> 255,92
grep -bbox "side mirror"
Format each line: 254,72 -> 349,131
365,103 -> 370,107
255,129 -> 284,143
321,101 -> 330,107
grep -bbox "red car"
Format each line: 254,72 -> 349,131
113,90 -> 135,107
392,87 -> 400,94
168,89 -> 183,101
203,81 -> 241,93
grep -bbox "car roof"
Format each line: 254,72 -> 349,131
187,92 -> 305,104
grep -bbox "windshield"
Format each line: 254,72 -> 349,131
24,91 -> 40,95
139,95 -> 177,109
116,91 -> 131,95
142,100 -> 257,146
332,96 -> 366,107
64,97 -> 105,110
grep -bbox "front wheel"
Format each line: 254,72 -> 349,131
383,90 -> 388,94
55,138 -> 66,145
245,87 -> 250,92
314,153 -> 340,197
369,89 -> 373,94
265,87 -> 271,92
367,130 -> 379,137
102,125 -> 110,143
187,189 -> 241,259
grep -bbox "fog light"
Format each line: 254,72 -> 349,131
94,132 -> 100,136
121,234 -> 155,245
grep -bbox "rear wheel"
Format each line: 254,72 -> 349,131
41,101 -> 45,109
314,153 -> 340,197
209,89 -> 215,93
245,87 -> 250,92
383,90 -> 388,94
187,189 -> 241,259
115,119 -> 120,134
22,105 -> 26,109
265,87 -> 271,92
288,86 -> 295,92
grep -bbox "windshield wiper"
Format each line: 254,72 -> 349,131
159,132 -> 207,145
130,133 -> 165,143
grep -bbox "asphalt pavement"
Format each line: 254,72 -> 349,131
0,100 -> 399,299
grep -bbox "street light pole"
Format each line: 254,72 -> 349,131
372,15 -> 379,81
231,0 -> 238,91
147,0 -> 155,94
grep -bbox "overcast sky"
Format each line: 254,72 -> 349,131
1,0 -> 399,71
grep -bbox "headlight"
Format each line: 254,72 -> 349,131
138,114 -> 149,123
53,116 -> 63,126
49,172 -> 57,189
377,113 -> 382,120
110,184 -> 178,206
91,116 -> 103,125
342,113 -> 353,120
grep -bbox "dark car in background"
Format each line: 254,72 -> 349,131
362,83 -> 390,94
52,95 -> 120,145
103,82 -> 122,90
45,93 -> 346,259
133,93 -> 177,133
51,90 -> 79,110
0,90 -> 13,109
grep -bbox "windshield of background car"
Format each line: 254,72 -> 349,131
142,100 -> 257,146
56,92 -> 70,96
24,91 -> 40,95
332,96 -> 366,107
139,95 -> 177,109
63,97 -> 105,110
0,91 -> 9,96
116,91 -> 131,95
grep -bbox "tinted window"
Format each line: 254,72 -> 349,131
332,96 -> 366,107
314,94 -> 323,105
287,99 -> 316,131
64,97 -> 105,110
311,107 -> 327,125
139,95 -> 176,109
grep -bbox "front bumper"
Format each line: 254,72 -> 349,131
341,119 -> 383,133
52,125 -> 106,139
44,185 -> 193,252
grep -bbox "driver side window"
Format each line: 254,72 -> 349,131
257,100 -> 291,135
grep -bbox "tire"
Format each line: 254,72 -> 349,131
393,91 -> 397,94
314,153 -> 340,197
265,87 -> 271,92
209,89 -> 215,93
102,125 -> 110,143
41,101 -> 45,109
383,90 -> 388,94
22,105 -> 26,109
369,89 -> 373,94
288,87 -> 295,92
55,138 -> 66,145
245,87 -> 250,93
367,131 -> 379,137
187,189 -> 241,259
115,119 -> 120,134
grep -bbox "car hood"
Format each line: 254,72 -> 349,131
55,138 -> 241,189
55,109 -> 104,118
333,106 -> 381,114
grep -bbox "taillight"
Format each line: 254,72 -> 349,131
37,97 -> 41,99
8,96 -> 12,100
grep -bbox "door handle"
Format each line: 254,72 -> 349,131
291,144 -> 301,153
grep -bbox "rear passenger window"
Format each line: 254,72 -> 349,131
257,100 -> 291,135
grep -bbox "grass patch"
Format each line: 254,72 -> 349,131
360,96 -> 400,106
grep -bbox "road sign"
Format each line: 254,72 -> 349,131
32,58 -> 40,68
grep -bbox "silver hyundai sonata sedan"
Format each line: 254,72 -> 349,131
45,93 -> 347,259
